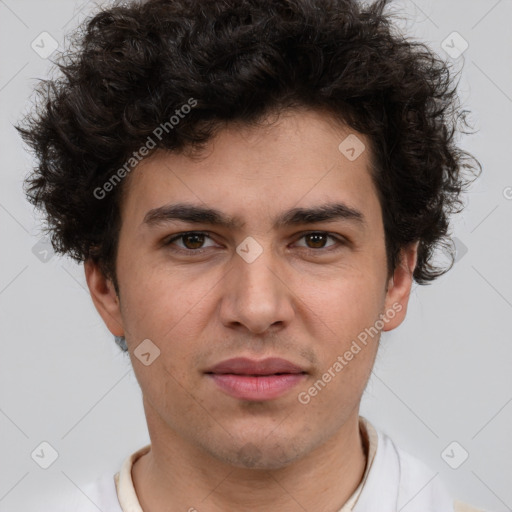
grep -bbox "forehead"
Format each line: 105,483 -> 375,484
118,109 -> 380,234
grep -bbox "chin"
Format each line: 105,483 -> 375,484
225,447 -> 302,470
203,433 -> 309,470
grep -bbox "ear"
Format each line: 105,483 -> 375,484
382,241 -> 419,331
84,258 -> 124,337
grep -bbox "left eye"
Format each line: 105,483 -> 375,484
294,232 -> 340,250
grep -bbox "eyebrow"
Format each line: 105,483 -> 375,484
142,202 -> 365,231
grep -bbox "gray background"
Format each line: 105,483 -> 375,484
1,0 -> 511,510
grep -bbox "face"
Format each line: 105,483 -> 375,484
86,108 -> 417,470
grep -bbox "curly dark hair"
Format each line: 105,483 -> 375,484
16,0 -> 481,294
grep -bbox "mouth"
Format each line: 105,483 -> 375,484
205,357 -> 308,401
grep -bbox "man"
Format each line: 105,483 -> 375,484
17,0 -> 483,510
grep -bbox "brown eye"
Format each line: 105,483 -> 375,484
295,232 -> 340,250
180,233 -> 206,250
164,231 -> 217,252
304,233 -> 330,249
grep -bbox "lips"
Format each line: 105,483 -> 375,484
207,357 -> 306,376
205,357 -> 307,401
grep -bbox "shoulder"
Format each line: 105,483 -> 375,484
81,471 -> 122,510
362,419 -> 486,512
454,500 -> 486,512
392,443 -> 487,512
38,472 -> 122,512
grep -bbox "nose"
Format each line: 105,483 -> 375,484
218,243 -> 295,335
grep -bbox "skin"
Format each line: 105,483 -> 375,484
85,108 -> 418,512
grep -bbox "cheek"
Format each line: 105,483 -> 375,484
297,268 -> 385,382
118,258 -> 219,337
302,265 -> 386,332
296,282 -> 382,412
119,268 -> 217,394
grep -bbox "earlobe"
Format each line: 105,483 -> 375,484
84,259 -> 125,337
382,241 -> 419,332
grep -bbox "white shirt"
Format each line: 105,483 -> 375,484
47,417 -> 485,512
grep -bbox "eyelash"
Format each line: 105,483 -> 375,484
163,231 -> 346,255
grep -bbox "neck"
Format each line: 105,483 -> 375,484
132,407 -> 368,512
